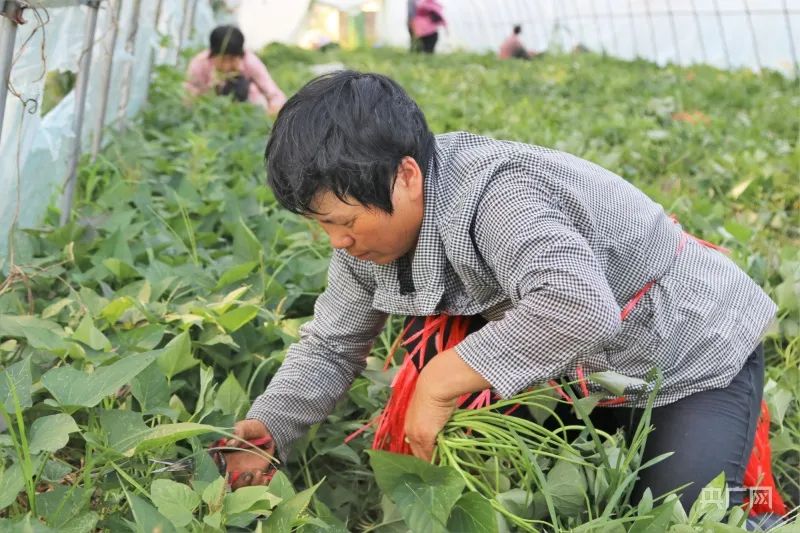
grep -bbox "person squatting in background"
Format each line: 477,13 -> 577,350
499,24 -> 541,60
185,25 -> 287,114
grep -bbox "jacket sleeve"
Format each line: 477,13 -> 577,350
246,250 -> 387,460
244,51 -> 287,112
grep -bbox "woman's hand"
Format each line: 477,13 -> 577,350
403,348 -> 491,461
215,419 -> 276,490
404,375 -> 457,461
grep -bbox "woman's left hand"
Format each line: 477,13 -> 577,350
403,371 -> 457,462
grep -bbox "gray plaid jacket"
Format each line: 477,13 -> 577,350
248,132 -> 776,458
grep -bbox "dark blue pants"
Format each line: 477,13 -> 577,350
403,315 -> 764,510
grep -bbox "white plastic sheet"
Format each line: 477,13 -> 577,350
237,0 -> 799,76
0,0 -> 215,260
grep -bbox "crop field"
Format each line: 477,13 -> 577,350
0,45 -> 797,531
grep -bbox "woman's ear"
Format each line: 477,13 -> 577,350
396,156 -> 424,200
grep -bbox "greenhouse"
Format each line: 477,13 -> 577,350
0,0 -> 798,531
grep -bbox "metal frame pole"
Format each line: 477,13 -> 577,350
645,0 -> 658,62
571,0 -> 585,47
784,0 -> 799,78
742,0 -> 762,72
175,0 -> 190,64
60,0 -> 100,226
184,0 -> 198,45
666,0 -> 682,65
90,0 -> 121,161
590,0 -> 606,55
690,0 -> 708,63
606,0 -> 618,56
116,0 -> 140,127
142,0 -> 164,105
0,1 -> 21,146
712,0 -> 731,68
628,0 -> 638,58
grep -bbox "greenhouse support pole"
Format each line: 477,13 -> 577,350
0,1 -> 21,146
605,0 -> 618,56
742,0 -> 762,72
690,0 -> 707,63
142,0 -> 164,104
185,0 -> 198,44
175,0 -> 190,64
60,0 -> 100,227
711,0 -> 731,68
116,0 -> 141,129
91,0 -> 121,161
666,0 -> 681,65
627,0 -> 638,58
783,0 -> 799,78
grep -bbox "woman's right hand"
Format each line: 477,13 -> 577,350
216,419 -> 277,490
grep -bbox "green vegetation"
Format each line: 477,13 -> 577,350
0,45 -> 796,531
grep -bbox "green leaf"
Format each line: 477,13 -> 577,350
29,414 -> 80,454
368,450 -> 465,533
0,314 -> 66,351
233,217 -> 263,262
41,352 -> 157,407
201,476 -> 226,513
98,409 -> 149,453
218,305 -> 259,333
149,479 -> 200,528
689,471 -> 727,524
588,371 -> 648,396
224,485 -> 281,515
446,492 -> 498,533
203,512 -> 222,529
156,331 -> 198,379
728,178 -> 753,199
131,362 -> 171,414
101,297 -> 135,323
546,459 -> 587,518
72,315 -> 112,351
41,298 -> 73,319
214,373 -> 248,417
125,492 -> 176,533
128,422 -> 217,456
216,261 -> 259,288
58,511 -> 98,533
766,386 -> 793,427
637,487 -> 653,515
0,357 -> 32,412
35,485 -> 86,527
261,481 -> 322,532
0,513 -> 58,532
0,462 -> 24,510
267,470 -> 296,500
102,258 -> 139,281
120,324 -> 165,351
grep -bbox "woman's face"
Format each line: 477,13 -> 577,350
212,54 -> 243,74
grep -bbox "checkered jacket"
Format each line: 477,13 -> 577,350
248,132 -> 776,459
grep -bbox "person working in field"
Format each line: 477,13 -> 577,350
185,25 -> 286,114
217,71 -> 782,513
499,25 -> 539,60
411,0 -> 446,54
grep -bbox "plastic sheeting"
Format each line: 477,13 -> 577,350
0,0 -> 215,261
383,0 -> 800,75
239,0 -> 799,76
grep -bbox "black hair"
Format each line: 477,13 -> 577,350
513,25 -> 522,35
209,25 -> 245,57
265,70 -> 435,215
216,74 -> 250,102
